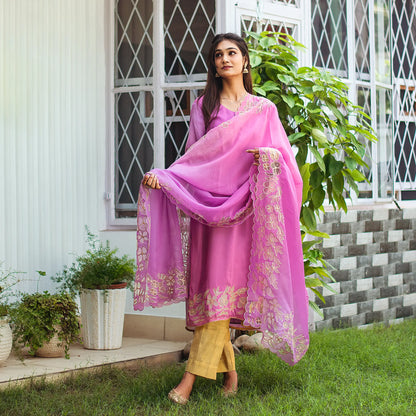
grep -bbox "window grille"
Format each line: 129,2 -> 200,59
392,0 -> 416,193
311,0 -> 394,200
113,0 -> 215,219
241,15 -> 297,38
311,0 -> 348,78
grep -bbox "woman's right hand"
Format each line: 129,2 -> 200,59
142,173 -> 161,189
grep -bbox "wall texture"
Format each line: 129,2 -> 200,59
309,207 -> 416,331
0,0 -> 107,292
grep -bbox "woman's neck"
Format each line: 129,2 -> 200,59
220,78 -> 247,101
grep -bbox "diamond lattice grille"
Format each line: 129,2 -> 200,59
392,0 -> 416,189
115,91 -> 154,213
355,0 -> 370,81
115,0 -> 153,86
241,16 -> 297,38
272,0 -> 300,5
311,0 -> 348,77
164,0 -> 215,82
164,89 -> 201,168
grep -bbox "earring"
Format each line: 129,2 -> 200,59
215,72 -> 220,78
243,65 -> 248,74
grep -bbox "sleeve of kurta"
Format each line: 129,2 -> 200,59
185,97 -> 206,151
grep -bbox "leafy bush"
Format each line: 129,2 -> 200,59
246,32 -> 376,312
9,291 -> 80,359
53,229 -> 136,295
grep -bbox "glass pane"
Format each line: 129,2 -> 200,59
115,0 -> 153,86
164,0 -> 215,82
376,88 -> 393,198
311,0 -> 348,77
164,89 -> 201,168
375,0 -> 391,84
355,0 -> 370,81
115,91 -> 154,217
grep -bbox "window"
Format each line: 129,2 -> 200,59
112,0 -> 215,220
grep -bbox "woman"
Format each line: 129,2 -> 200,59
136,33 -> 309,404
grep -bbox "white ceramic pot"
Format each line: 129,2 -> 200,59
80,286 -> 127,350
0,317 -> 13,365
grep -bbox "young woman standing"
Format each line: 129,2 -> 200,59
137,33 -> 309,405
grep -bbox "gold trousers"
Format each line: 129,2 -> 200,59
186,319 -> 235,380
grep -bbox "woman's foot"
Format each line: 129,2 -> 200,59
168,371 -> 196,405
223,370 -> 238,396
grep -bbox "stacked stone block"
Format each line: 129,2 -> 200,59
310,207 -> 416,331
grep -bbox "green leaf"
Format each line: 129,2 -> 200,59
253,86 -> 266,96
345,156 -> 358,170
332,171 -> 344,194
302,206 -> 317,230
311,128 -> 328,145
300,164 -> 311,204
302,239 -> 322,252
329,159 -> 344,177
312,186 -> 326,208
305,277 -> 324,288
250,54 -> 262,67
310,168 -> 324,188
349,169 -> 367,182
288,132 -> 306,143
310,147 -> 326,174
309,300 -> 324,317
282,94 -> 295,108
260,36 -> 276,49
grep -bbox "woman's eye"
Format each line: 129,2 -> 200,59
215,53 -> 222,58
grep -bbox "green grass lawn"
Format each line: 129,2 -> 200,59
1,319 -> 415,416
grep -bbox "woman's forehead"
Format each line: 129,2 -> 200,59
215,40 -> 240,52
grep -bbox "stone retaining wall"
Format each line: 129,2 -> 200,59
309,207 -> 416,331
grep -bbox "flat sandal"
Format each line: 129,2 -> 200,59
168,388 -> 189,405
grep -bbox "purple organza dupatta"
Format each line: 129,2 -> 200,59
134,97 -> 309,365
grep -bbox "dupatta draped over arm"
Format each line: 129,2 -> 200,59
134,95 -> 309,365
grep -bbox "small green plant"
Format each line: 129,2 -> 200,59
9,291 -> 80,359
0,262 -> 20,317
53,228 -> 136,295
246,32 -> 376,314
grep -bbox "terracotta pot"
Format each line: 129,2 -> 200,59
0,317 -> 13,365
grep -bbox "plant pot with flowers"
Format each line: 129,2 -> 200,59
9,290 -> 80,359
53,229 -> 135,350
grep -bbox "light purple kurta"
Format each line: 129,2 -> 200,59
134,93 -> 309,364
185,97 -> 253,328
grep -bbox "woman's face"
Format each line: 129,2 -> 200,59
214,40 -> 246,79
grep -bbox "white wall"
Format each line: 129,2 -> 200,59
0,0 -> 107,293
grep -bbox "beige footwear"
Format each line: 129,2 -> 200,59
168,388 -> 189,405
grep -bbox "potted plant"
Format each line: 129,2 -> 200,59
9,291 -> 80,359
0,264 -> 18,365
53,229 -> 135,350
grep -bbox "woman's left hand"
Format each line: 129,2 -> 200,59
246,149 -> 260,166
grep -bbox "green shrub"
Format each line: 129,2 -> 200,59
9,291 -> 80,359
247,32 -> 376,313
53,228 -> 136,295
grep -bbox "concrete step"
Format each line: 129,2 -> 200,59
0,338 -> 186,389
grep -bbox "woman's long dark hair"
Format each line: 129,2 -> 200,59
201,33 -> 253,130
